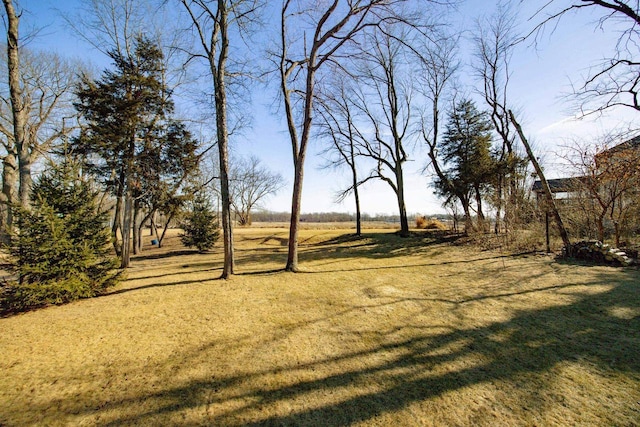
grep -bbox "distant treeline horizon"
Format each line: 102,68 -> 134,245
250,211 -> 451,223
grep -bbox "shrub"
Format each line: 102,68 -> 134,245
1,161 -> 120,313
416,216 -> 448,231
180,192 -> 220,252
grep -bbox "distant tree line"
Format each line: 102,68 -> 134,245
250,211 -> 452,224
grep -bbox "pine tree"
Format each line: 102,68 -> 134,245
180,192 -> 220,253
436,99 -> 495,231
73,35 -> 190,267
1,160 -> 120,313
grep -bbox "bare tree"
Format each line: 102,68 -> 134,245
278,0 -> 419,271
348,27 -> 418,236
562,133 -> 640,245
229,155 -> 284,226
473,3 -> 526,234
316,74 -> 365,236
418,29 -> 462,225
65,0 -> 158,57
530,1 -> 640,115
0,49 -> 78,207
180,0 -> 262,278
1,1 -> 78,244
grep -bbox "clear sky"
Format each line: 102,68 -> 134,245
12,0 -> 639,216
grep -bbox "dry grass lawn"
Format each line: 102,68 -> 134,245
1,227 -> 639,426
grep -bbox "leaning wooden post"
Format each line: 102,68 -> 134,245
509,110 -> 572,254
545,211 -> 551,253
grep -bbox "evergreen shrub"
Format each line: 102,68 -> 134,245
1,161 -> 120,313
180,192 -> 220,252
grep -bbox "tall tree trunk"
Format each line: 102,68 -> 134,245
158,209 -> 177,248
218,143 -> 234,277
509,110 -> 571,251
111,179 -> 124,257
507,151 -> 518,233
353,174 -> 361,237
120,192 -> 133,268
286,159 -> 305,271
17,147 -> 31,208
120,134 -> 135,268
0,153 -> 17,241
460,194 -> 474,233
347,145 -> 361,237
494,176 -> 503,234
3,0 -> 26,214
597,212 -> 606,242
150,210 -> 156,236
137,208 -> 155,250
132,198 -> 140,255
462,203 -> 474,233
475,184 -> 485,231
208,1 -> 234,278
396,165 -> 409,237
285,41 -> 316,272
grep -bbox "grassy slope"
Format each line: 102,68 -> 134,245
0,228 -> 639,426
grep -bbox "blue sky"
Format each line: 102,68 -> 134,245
14,0 -> 639,215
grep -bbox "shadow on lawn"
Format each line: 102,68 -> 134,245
132,249 -> 202,261
34,267 -> 640,426
227,231 -> 473,273
117,233 -> 527,288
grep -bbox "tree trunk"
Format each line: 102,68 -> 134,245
349,151 -> 361,236
597,212 -> 606,242
120,192 -> 133,268
509,110 -> 571,251
136,208 -> 155,251
111,183 -> 123,257
181,0 -> 235,277
286,159 -> 304,271
158,209 -> 176,248
494,177 -> 504,234
286,42 -> 316,272
3,0 -> 27,213
1,153 -> 17,234
218,150 -> 234,278
462,202 -> 474,233
353,181 -> 361,237
1,155 -> 16,203
474,184 -> 486,232
17,147 -> 31,208
507,155 -> 518,233
396,166 -> 410,237
214,2 -> 234,279
132,198 -> 140,255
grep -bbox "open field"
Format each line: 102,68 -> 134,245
1,227 -> 639,426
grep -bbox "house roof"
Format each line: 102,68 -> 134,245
598,135 -> 640,157
532,136 -> 639,194
532,177 -> 585,193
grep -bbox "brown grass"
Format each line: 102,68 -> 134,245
416,216 -> 449,231
1,227 -> 639,426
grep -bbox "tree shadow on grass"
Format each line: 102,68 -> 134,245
132,249 -> 202,261
26,268 -> 640,426
101,272 -> 224,296
125,231 -> 472,278
223,231 -> 487,274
